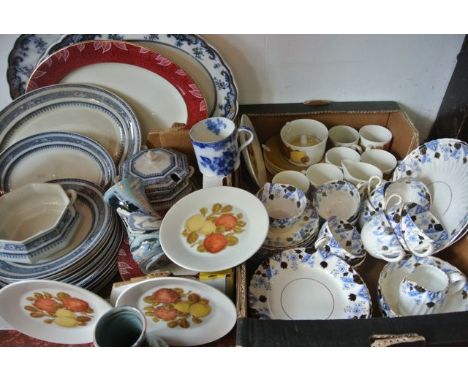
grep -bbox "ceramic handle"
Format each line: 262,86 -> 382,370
350,144 -> 363,154
314,236 -> 328,249
238,126 -> 254,154
378,249 -> 405,263
406,241 -> 434,258
447,272 -> 467,295
383,193 -> 403,211
66,189 -> 77,205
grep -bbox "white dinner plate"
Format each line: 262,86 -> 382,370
160,186 -> 269,272
0,132 -> 116,191
0,279 -> 112,344
0,84 -> 141,166
249,248 -> 372,320
393,139 -> 468,248
116,277 -> 236,346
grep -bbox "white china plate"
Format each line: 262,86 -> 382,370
393,139 -> 468,248
378,255 -> 468,317
0,180 -> 112,281
42,34 -> 238,119
0,84 -> 141,166
239,115 -> 267,188
0,279 -> 111,344
160,186 -> 269,272
249,248 -> 372,320
116,277 -> 236,346
0,132 -> 116,191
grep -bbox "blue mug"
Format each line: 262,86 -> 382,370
189,117 -> 254,179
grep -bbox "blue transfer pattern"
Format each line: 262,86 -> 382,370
205,118 -> 227,135
249,248 -> 372,320
0,84 -> 141,165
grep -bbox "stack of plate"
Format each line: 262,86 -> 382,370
263,135 -> 305,175
0,180 -> 122,292
120,148 -> 195,210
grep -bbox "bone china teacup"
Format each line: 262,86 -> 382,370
257,183 -> 307,229
190,117 -> 254,178
398,264 -> 466,316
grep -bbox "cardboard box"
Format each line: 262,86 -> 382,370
234,102 -> 468,346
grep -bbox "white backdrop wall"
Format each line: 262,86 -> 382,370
0,34 -> 464,139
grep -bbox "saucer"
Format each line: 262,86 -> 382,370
263,135 -> 306,172
0,279 -> 112,344
263,202 -> 319,248
378,255 -> 468,317
249,248 -> 372,320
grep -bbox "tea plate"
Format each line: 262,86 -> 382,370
393,139 -> 468,248
239,115 -> 267,188
249,248 -> 372,319
378,255 -> 468,317
0,84 -> 141,166
42,34 -> 238,119
263,135 -> 306,173
0,180 -> 112,281
0,279 -> 112,344
116,277 -> 236,346
0,132 -> 116,191
160,186 -> 269,272
27,41 -> 208,136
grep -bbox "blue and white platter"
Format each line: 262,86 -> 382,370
7,34 -> 238,119
0,84 -> 141,166
393,139 -> 468,248
0,132 -> 116,191
0,180 -> 113,282
249,248 -> 372,320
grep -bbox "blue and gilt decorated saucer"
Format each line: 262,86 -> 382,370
249,248 -> 372,320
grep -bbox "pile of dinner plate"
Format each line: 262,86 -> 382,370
0,180 -> 122,292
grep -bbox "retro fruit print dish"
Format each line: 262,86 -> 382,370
0,280 -> 112,344
160,187 -> 268,272
182,203 -> 246,254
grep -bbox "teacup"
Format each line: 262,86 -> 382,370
359,125 -> 392,150
341,159 -> 383,187
304,163 -> 344,189
398,264 -> 466,316
315,216 -> 366,266
361,210 -> 406,262
314,180 -> 361,224
328,125 -> 362,152
94,306 -> 148,347
257,183 -> 307,229
325,147 -> 361,169
384,177 -> 432,211
387,202 -> 446,257
360,149 -> 397,175
190,117 -> 254,186
272,170 -> 310,195
280,119 -> 328,167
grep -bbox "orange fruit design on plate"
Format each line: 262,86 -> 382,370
182,203 -> 246,253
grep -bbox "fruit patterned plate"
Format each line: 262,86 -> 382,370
160,186 -> 269,272
249,248 -> 372,320
115,277 -> 236,346
393,139 -> 468,249
0,279 -> 112,344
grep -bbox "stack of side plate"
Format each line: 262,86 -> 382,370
0,180 -> 121,292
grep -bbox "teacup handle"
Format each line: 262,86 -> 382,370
238,126 -> 255,154
379,250 -> 405,262
447,272 -> 466,295
367,175 -> 383,194
349,144 -> 363,154
315,236 -> 328,249
383,193 -> 403,211
406,240 -> 434,258
66,189 -> 77,205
